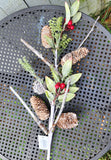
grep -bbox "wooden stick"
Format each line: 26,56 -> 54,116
10,86 -> 48,135
77,16 -> 100,49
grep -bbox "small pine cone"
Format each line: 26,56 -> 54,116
57,112 -> 78,129
61,47 -> 89,66
33,80 -> 45,95
30,96 -> 49,120
41,25 -> 53,48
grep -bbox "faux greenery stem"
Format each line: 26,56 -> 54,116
10,86 -> 48,135
77,16 -> 100,49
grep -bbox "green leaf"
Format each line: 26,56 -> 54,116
45,90 -> 54,101
45,76 -> 56,93
50,66 -> 60,83
69,87 -> 79,93
70,0 -> 80,17
44,35 -> 54,48
65,2 -> 70,25
65,73 -> 82,85
62,59 -> 72,79
72,12 -> 82,24
58,93 -> 75,102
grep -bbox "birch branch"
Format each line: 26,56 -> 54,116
77,16 -> 100,49
10,86 -> 48,135
47,101 -> 55,160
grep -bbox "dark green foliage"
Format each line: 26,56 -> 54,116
58,34 -> 72,55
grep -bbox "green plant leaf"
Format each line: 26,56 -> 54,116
65,73 -> 82,85
69,87 -> 79,93
50,66 -> 60,83
62,59 -> 72,79
70,0 -> 80,17
45,76 -> 56,93
44,35 -> 54,48
45,90 -> 54,101
72,12 -> 82,24
58,93 -> 75,102
64,2 -> 70,25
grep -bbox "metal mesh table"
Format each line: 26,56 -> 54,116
0,5 -> 111,160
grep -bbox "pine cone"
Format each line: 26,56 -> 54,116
33,80 -> 45,95
41,25 -> 53,48
57,112 -> 78,129
30,96 -> 49,120
61,47 -> 89,65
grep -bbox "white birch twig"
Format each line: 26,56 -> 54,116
47,101 -> 55,160
21,39 -> 62,78
54,78 -> 70,126
77,16 -> 100,49
55,49 -> 58,70
10,86 -> 48,135
21,39 -> 51,67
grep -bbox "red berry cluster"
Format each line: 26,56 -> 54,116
55,82 -> 66,90
64,19 -> 74,31
55,82 -> 70,94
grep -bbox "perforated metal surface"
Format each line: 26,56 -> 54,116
0,5 -> 111,160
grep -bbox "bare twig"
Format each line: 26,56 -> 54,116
77,16 -> 100,49
47,101 -> 55,160
54,78 -> 70,126
10,86 -> 48,135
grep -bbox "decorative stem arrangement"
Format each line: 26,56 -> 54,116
10,1 -> 99,159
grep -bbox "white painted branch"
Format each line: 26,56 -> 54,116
47,101 -> 55,160
77,16 -> 100,49
21,38 -> 51,67
55,49 -> 58,70
10,86 -> 48,135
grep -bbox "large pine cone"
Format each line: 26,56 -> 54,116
41,25 -> 53,48
61,47 -> 89,65
30,96 -> 49,120
57,112 -> 78,129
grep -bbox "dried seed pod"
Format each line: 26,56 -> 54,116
30,96 -> 49,120
57,112 -> 78,129
61,47 -> 89,65
41,25 -> 53,48
33,80 -> 45,95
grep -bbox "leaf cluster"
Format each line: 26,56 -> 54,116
45,59 -> 82,103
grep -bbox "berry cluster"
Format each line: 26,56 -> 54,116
55,82 -> 69,93
55,82 -> 66,90
65,19 -> 74,31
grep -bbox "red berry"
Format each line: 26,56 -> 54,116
70,25 -> 74,30
65,88 -> 69,92
68,20 -> 72,26
55,82 -> 60,89
60,83 -> 66,89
